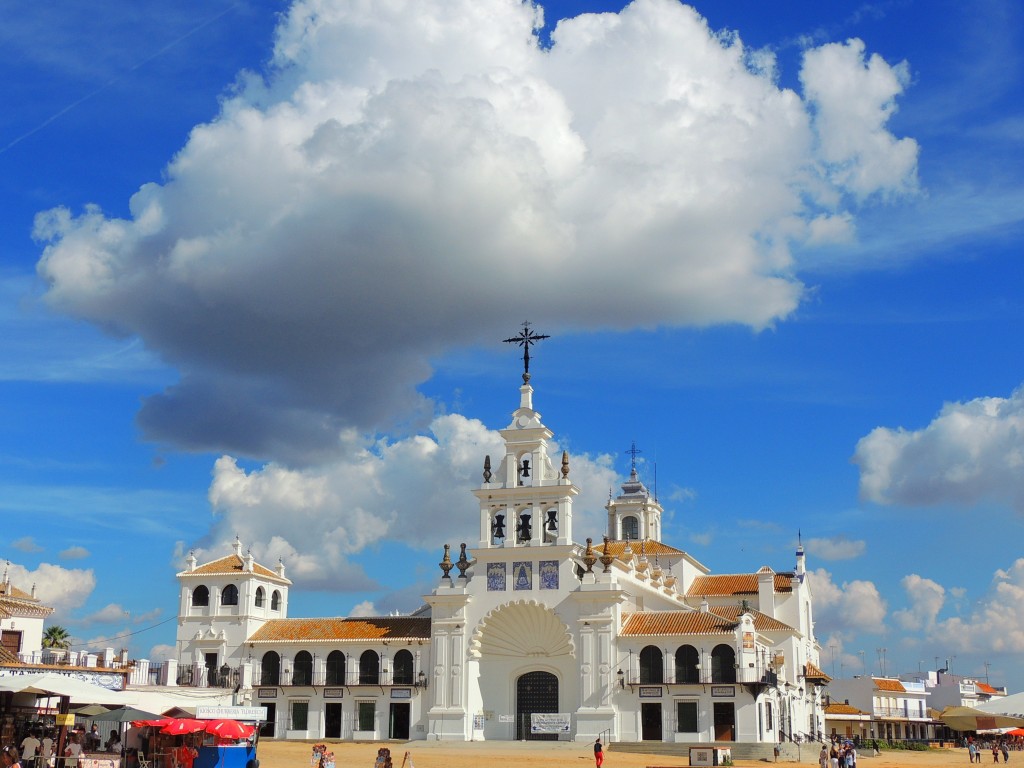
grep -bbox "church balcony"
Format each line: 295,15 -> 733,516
177,663 -> 242,689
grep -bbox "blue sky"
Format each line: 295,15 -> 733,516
2,0 -> 1023,690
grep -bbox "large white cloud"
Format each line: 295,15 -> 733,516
34,0 -> 918,462
854,386 -> 1024,510
930,559 -> 1024,654
808,567 -> 887,634
6,562 -> 96,620
198,413 -> 620,591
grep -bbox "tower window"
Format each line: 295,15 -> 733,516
221,584 -> 239,606
621,515 -> 639,541
255,586 -> 265,607
192,585 -> 209,607
271,590 -> 281,611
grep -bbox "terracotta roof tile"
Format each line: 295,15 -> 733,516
249,617 -> 431,643
620,607 -> 793,636
601,541 -> 686,558
686,573 -> 793,597
179,555 -> 290,585
873,678 -> 906,692
0,597 -> 54,619
0,583 -> 36,601
826,703 -> 868,715
0,646 -> 20,664
621,611 -> 734,636
804,661 -> 832,682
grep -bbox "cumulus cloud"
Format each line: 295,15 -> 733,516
930,559 -> 1024,654
806,534 -> 865,561
348,601 -> 377,618
33,0 -> 917,462
148,644 -> 176,662
892,574 -> 945,631
809,567 -> 886,634
76,603 -> 129,627
854,386 -> 1024,510
60,546 -> 90,560
800,38 -> 919,199
196,413 -> 619,591
5,561 -> 96,618
11,537 -> 42,553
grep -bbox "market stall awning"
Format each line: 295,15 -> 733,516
0,673 -> 126,704
940,706 -> 1024,731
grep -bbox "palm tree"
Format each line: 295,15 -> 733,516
42,625 -> 72,650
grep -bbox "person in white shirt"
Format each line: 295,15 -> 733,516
20,733 -> 40,761
64,735 -> 83,766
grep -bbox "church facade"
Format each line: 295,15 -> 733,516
174,373 -> 828,743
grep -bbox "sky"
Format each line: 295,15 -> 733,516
1,0 -> 1023,691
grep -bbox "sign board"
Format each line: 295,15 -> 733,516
323,688 -> 344,699
498,715 -> 514,723
710,686 -> 735,698
195,706 -> 268,721
530,713 -> 570,734
55,714 -> 76,726
639,686 -> 663,698
690,747 -> 731,767
472,715 -> 485,731
390,689 -> 411,699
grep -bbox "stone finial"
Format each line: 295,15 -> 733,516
583,538 -> 597,573
187,550 -> 197,572
483,455 -> 492,483
276,558 -> 286,578
233,536 -> 243,557
439,544 -> 454,578
456,543 -> 470,579
599,535 -> 615,574
561,450 -> 569,479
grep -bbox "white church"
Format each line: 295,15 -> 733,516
174,363 -> 829,744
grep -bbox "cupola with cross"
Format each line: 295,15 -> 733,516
606,443 -> 663,542
474,324 -> 578,548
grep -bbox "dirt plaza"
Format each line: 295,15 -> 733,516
256,740 -> 976,768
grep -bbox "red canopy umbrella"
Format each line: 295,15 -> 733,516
160,719 -> 207,736
1007,728 -> 1024,737
204,719 -> 255,740
132,719 -> 173,728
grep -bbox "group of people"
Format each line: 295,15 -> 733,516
820,739 -> 858,768
967,738 -> 1011,763
4,729 -> 55,767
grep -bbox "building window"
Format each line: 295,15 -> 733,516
710,644 -> 736,683
621,515 -> 639,541
675,645 -> 700,683
677,701 -> 698,732
359,650 -> 380,684
221,584 -> 239,606
326,651 -> 346,685
255,587 -> 265,607
357,702 -> 375,732
293,651 -> 313,686
192,585 -> 209,607
271,590 -> 281,611
290,700 -> 309,731
639,645 -> 664,684
393,650 -> 414,685
261,651 -> 281,685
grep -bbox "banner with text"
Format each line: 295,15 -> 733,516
530,713 -> 571,734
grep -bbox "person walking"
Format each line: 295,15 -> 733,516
594,738 -> 604,768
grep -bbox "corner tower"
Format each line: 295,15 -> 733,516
605,457 -> 662,542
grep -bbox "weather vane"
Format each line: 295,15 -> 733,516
503,321 -> 549,383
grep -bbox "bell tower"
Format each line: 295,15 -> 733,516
474,323 -> 578,548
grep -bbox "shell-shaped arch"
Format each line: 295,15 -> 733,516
469,599 -> 575,660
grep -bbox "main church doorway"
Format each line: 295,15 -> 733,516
516,671 -> 559,740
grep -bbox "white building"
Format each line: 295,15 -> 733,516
0,569 -> 52,662
170,372 -> 828,744
827,677 -> 932,741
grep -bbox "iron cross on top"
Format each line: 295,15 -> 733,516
503,321 -> 550,382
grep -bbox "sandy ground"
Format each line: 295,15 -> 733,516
256,741 -> 979,768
